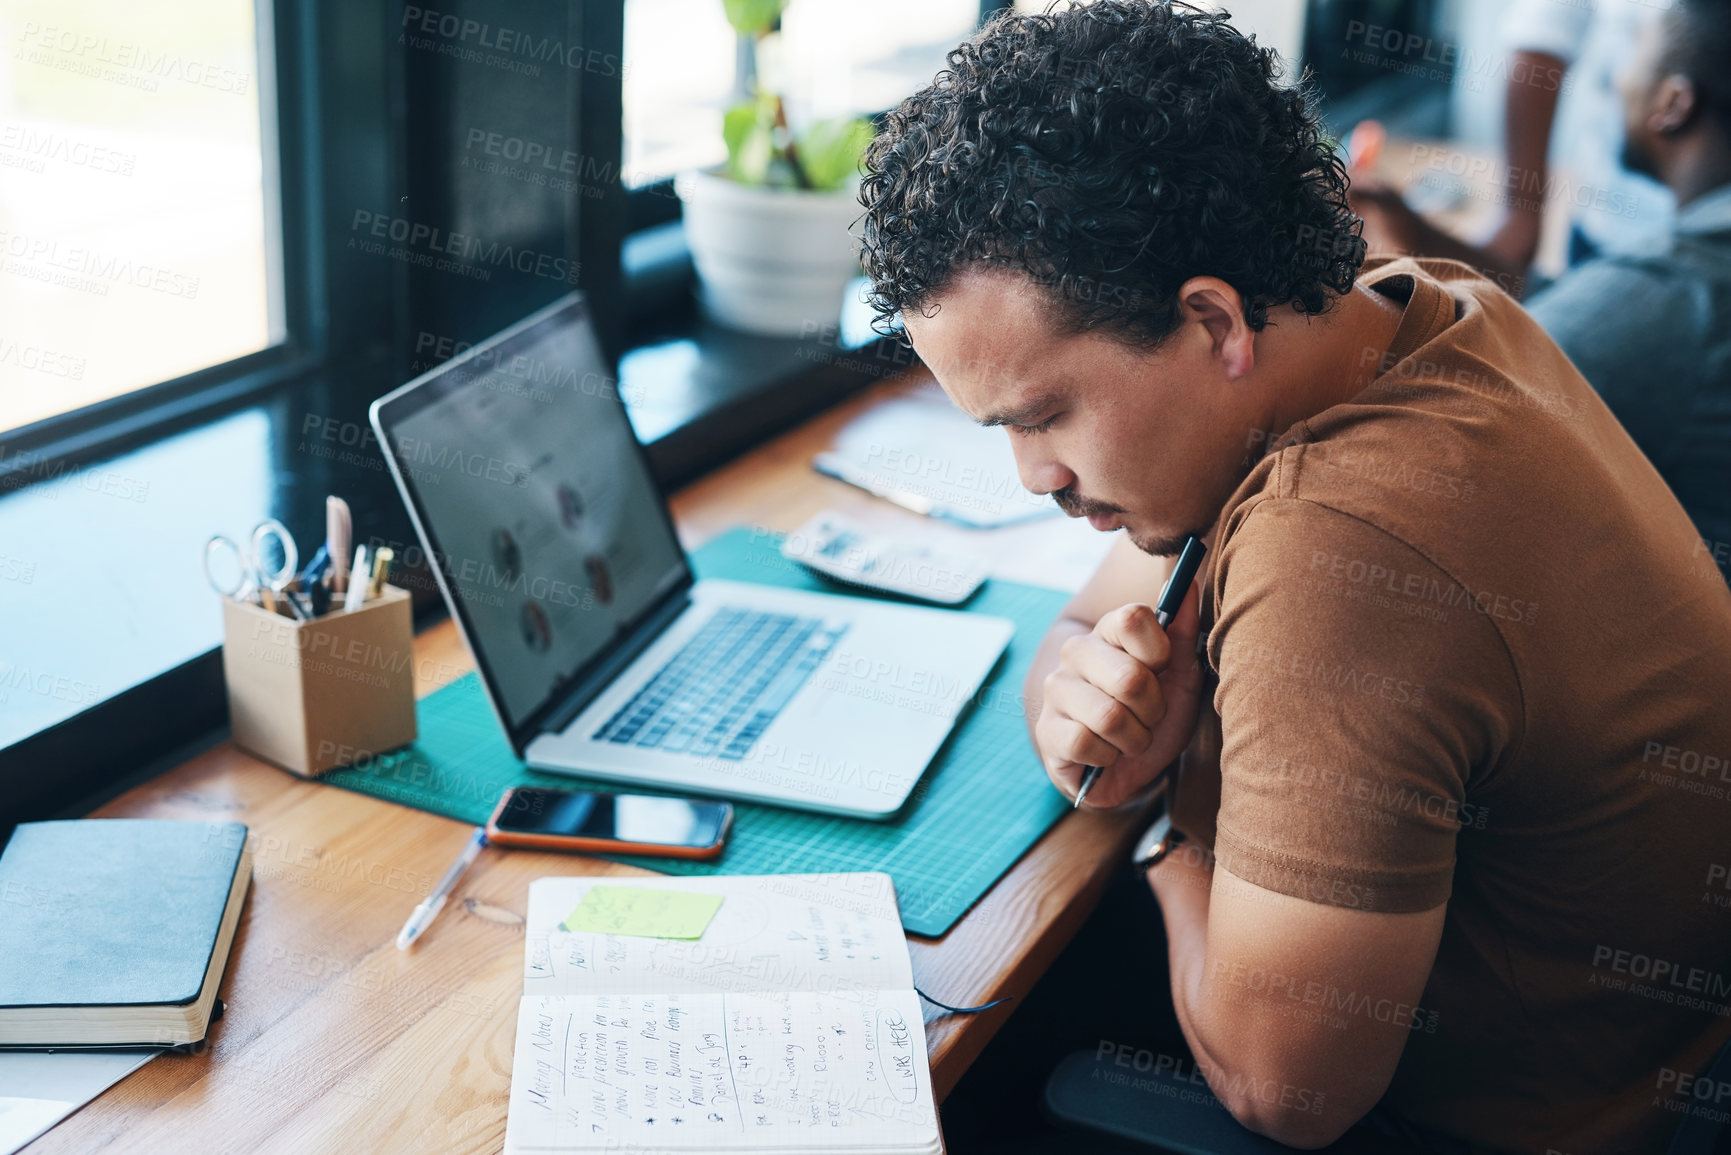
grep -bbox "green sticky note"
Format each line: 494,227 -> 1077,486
562,886 -> 724,939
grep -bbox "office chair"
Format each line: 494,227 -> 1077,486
1043,1037 -> 1731,1155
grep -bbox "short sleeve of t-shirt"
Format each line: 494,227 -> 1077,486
1207,498 -> 1523,914
1500,0 -> 1592,60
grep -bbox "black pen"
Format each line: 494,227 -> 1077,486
1072,534 -> 1208,809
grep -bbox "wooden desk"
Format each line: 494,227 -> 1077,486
31,375 -> 1142,1155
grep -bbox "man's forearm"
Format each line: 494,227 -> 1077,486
1149,852 -> 1342,1145
1147,849 -> 1229,1080
1489,51 -> 1565,273
1145,842 -> 1427,1146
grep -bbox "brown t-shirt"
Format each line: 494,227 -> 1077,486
1190,258 -> 1731,1152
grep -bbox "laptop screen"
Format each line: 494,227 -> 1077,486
380,298 -> 688,733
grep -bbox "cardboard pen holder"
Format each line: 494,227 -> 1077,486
220,585 -> 418,777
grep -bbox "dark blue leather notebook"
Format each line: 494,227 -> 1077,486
0,819 -> 251,1046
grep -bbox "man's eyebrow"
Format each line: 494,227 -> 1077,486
975,392 -> 1064,428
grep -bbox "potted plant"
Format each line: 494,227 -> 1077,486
677,0 -> 876,337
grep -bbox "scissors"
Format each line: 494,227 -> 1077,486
203,519 -> 306,620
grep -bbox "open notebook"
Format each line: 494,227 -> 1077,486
505,873 -> 941,1155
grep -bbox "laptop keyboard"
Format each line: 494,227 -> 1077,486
592,607 -> 849,760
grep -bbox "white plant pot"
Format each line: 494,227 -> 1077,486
677,167 -> 863,338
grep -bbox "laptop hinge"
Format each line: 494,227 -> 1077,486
539,589 -> 693,739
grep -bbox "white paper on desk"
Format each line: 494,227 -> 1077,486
0,1049 -> 158,1155
814,385 -> 1057,528
506,873 -> 940,1154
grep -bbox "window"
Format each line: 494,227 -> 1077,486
621,0 -> 983,189
0,0 -> 608,825
0,0 -> 282,437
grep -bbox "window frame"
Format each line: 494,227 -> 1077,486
0,0 -> 631,831
0,0 -> 324,485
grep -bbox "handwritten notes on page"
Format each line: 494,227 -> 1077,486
504,873 -> 940,1155
507,990 -> 933,1151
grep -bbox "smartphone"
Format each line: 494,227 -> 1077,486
485,786 -> 732,859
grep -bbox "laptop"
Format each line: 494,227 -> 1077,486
369,294 -> 1013,818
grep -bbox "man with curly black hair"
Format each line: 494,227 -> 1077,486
861,2 -> 1731,1150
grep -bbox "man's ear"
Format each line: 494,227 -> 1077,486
1177,277 -> 1256,380
1650,73 -> 1698,135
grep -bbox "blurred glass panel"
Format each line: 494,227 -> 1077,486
0,0 -> 279,436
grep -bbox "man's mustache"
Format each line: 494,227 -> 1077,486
1052,486 -> 1125,519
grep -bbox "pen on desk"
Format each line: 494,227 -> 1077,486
327,496 -> 352,593
343,545 -> 370,612
1073,534 -> 1208,810
397,827 -> 487,950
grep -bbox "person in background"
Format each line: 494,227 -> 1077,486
1352,0 -> 1675,294
1523,0 -> 1731,574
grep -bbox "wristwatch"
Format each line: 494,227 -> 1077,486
1131,785 -> 1186,871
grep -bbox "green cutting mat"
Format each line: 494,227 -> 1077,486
323,528 -> 1072,936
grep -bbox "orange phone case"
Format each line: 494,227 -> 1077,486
484,788 -> 732,860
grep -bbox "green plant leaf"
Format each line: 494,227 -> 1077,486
721,0 -> 787,36
723,98 -> 775,185
795,117 -> 875,192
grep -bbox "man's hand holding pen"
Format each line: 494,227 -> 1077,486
1035,577 -> 1205,811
